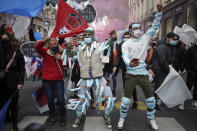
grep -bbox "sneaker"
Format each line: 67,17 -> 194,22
46,112 -> 57,126
117,117 -> 125,130
148,119 -> 159,131
192,101 -> 197,108
72,117 -> 82,128
179,104 -> 184,110
131,101 -> 138,109
103,115 -> 112,129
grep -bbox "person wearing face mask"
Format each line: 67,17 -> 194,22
117,4 -> 162,131
0,31 -> 25,131
103,30 -> 118,97
78,34 -> 84,45
185,40 -> 197,108
34,37 -> 66,127
65,27 -> 114,129
113,32 -> 138,108
149,32 -> 186,109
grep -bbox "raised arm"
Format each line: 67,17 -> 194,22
146,4 -> 163,36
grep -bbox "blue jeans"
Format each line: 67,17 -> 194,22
105,72 -> 117,90
43,80 -> 65,112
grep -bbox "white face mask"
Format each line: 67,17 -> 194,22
123,38 -> 128,42
133,29 -> 142,38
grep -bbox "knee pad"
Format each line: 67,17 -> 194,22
120,97 -> 131,118
146,97 -> 156,119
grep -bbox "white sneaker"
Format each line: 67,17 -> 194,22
192,101 -> 197,108
148,119 -> 159,131
117,117 -> 125,130
179,104 -> 184,110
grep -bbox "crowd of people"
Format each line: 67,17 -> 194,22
0,4 -> 197,131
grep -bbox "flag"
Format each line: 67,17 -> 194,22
32,85 -> 50,113
51,0 -> 89,38
0,0 -> 47,17
0,99 -> 12,131
155,66 -> 192,108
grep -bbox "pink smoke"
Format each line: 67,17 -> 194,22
92,0 -> 129,42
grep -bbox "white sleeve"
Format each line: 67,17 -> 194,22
121,42 -> 131,66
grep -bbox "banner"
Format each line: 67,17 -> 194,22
20,41 -> 40,58
0,0 -> 47,17
156,66 -> 192,108
0,99 -> 12,131
50,0 -> 88,38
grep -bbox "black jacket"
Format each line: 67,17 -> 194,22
150,43 -> 172,74
185,45 -> 197,72
103,40 -> 118,73
114,41 -> 126,72
170,43 -> 186,72
0,40 -> 25,87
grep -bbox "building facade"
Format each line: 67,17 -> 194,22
128,0 -> 197,38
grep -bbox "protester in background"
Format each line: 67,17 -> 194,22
117,4 -> 162,130
78,34 -> 84,45
113,31 -> 138,108
149,32 -> 177,110
170,35 -> 186,76
34,37 -> 66,127
103,30 -> 118,97
0,28 -> 25,131
185,39 -> 197,108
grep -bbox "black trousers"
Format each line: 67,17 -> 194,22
186,72 -> 197,101
0,77 -> 19,126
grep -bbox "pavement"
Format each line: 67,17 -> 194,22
2,71 -> 197,131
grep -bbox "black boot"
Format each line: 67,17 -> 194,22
46,112 -> 57,126
58,111 -> 66,127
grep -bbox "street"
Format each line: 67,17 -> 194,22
3,72 -> 197,131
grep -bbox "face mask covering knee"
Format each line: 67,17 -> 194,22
84,38 -> 92,44
133,29 -> 142,38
